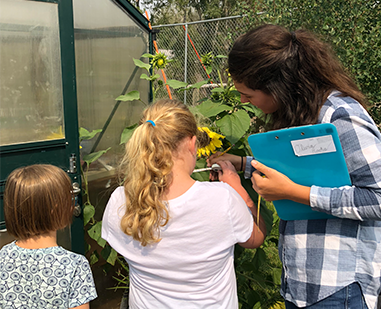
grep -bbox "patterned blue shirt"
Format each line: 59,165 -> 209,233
0,241 -> 97,308
246,92 -> 381,309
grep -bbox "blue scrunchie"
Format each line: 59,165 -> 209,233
146,120 -> 156,127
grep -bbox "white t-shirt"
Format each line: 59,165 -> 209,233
102,181 -> 253,309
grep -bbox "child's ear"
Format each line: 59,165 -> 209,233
190,135 -> 197,154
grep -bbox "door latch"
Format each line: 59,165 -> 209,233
72,182 -> 81,217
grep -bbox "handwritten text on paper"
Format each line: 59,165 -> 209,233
291,135 -> 336,157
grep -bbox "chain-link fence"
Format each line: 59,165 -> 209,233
152,15 -> 250,105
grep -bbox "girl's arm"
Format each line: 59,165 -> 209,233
71,303 -> 89,309
217,161 -> 266,248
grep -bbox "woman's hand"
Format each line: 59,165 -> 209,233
207,152 -> 245,172
251,160 -> 311,205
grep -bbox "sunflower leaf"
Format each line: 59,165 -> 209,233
79,128 -> 102,141
116,91 -> 140,102
133,58 -> 151,71
120,124 -> 138,144
197,99 -> 233,118
140,73 -> 160,81
83,203 -> 95,226
187,80 -> 209,89
166,79 -> 188,89
141,53 -> 154,58
216,110 -> 250,144
83,147 -> 111,165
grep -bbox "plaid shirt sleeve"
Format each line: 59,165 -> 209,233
310,93 -> 381,220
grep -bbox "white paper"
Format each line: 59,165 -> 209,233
291,135 -> 336,157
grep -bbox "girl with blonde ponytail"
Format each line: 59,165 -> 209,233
102,99 -> 265,308
120,99 -> 199,246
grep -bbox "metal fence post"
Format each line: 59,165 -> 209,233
184,23 -> 188,104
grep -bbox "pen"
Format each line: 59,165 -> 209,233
257,175 -> 266,230
257,195 -> 261,231
215,144 -> 235,158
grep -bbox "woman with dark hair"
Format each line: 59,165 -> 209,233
209,24 -> 381,309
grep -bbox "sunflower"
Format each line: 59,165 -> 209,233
200,52 -> 214,66
197,127 -> 225,157
151,52 -> 168,69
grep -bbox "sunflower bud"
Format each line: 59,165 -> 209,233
151,52 -> 168,69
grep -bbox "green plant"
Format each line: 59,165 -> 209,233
79,127 -> 118,268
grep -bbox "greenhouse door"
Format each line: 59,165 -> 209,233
0,0 -> 84,253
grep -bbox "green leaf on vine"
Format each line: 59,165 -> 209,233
97,237 -> 106,248
88,221 -> 102,242
83,147 -> 111,165
101,245 -> 118,266
83,203 -> 95,226
79,128 -> 102,141
107,248 -> 118,265
133,58 -> 151,71
140,73 -> 160,81
89,251 -> 99,265
141,53 -> 154,58
197,99 -> 232,118
166,79 -> 188,89
216,110 -> 250,144
187,80 -> 209,89
272,268 -> 282,285
116,91 -> 140,102
120,123 -> 138,144
211,87 -> 224,93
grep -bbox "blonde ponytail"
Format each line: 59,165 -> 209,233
119,99 -> 198,246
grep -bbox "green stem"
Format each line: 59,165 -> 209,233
217,69 -> 224,88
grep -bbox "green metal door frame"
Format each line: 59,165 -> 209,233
0,0 -> 84,253
57,0 -> 83,254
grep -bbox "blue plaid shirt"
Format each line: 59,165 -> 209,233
246,92 -> 381,308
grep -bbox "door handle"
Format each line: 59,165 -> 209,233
72,182 -> 81,195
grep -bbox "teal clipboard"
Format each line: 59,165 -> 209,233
247,123 -> 351,220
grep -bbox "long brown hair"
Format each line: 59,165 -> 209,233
119,99 -> 198,246
4,164 -> 74,240
229,24 -> 365,130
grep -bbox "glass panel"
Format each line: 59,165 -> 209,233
73,0 -> 150,181
0,0 -> 64,146
73,2 -> 149,305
